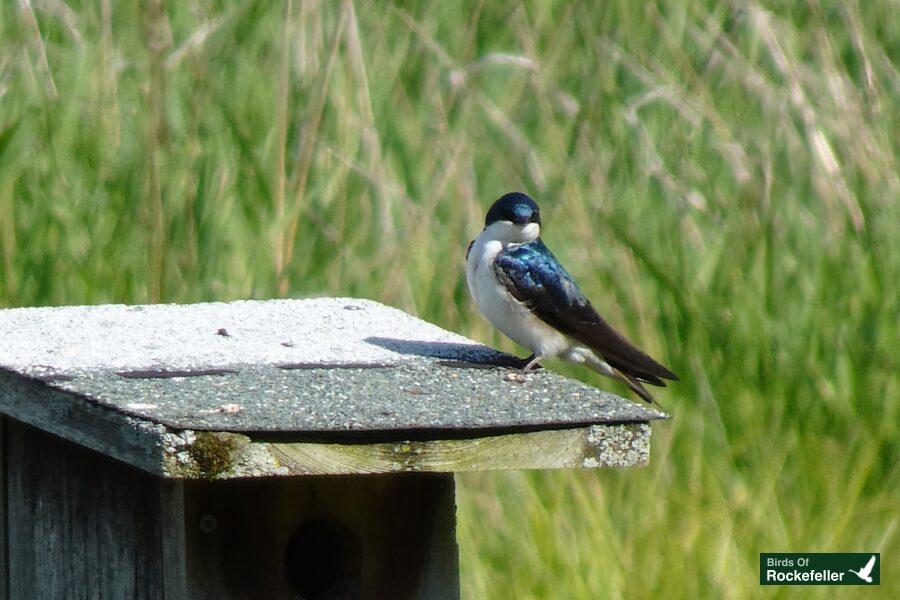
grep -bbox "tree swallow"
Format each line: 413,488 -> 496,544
466,192 -> 678,403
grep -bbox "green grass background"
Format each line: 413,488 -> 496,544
1,1 -> 898,597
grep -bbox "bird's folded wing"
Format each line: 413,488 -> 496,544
494,241 -> 678,385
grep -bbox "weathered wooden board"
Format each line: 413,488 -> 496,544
0,368 -> 165,475
0,418 -> 7,600
157,423 -> 650,478
4,419 -> 178,599
264,423 -> 650,475
1,418 -> 460,599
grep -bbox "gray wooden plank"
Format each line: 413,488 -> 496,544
5,420 -> 170,599
416,475 -> 460,600
0,416 -> 7,600
159,424 -> 650,478
263,424 -> 651,476
160,480 -> 189,600
0,368 -> 165,475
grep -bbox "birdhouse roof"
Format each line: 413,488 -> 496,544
0,298 -> 665,478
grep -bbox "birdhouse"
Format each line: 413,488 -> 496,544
0,298 -> 664,599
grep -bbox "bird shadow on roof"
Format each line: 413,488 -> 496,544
364,337 -> 522,368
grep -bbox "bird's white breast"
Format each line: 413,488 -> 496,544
465,229 -> 570,358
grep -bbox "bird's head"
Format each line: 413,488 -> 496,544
483,192 -> 541,244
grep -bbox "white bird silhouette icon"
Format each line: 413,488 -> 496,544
848,555 -> 876,583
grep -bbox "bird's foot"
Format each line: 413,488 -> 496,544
520,353 -> 544,372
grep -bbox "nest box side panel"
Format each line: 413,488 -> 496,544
4,419 -> 186,599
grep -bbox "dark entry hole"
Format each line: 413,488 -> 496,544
285,518 -> 362,599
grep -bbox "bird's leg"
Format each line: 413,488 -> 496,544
521,353 -> 544,372
518,353 -> 536,368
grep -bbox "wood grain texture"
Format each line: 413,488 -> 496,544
264,424 -> 650,476
0,417 -> 7,600
5,420 -> 172,599
163,423 -> 651,478
160,480 -> 189,599
1,420 -> 460,599
0,368 -> 164,474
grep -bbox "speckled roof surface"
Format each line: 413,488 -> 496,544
0,298 -> 665,435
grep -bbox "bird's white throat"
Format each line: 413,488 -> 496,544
482,221 -> 540,245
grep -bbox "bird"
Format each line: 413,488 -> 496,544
848,555 -> 877,583
465,191 -> 678,403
